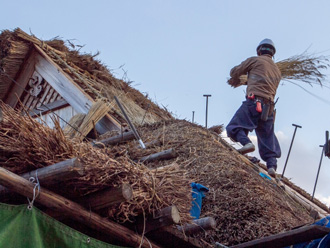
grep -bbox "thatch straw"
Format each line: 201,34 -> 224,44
228,52 -> 330,89
0,28 -> 173,126
0,102 -> 192,223
12,28 -> 172,125
125,119 -> 317,246
63,113 -> 86,138
276,52 -> 330,86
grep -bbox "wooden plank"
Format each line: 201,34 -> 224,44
4,48 -> 37,108
231,225 -> 330,248
50,91 -> 58,103
281,183 -> 328,218
43,87 -> 54,105
0,166 -> 161,248
29,99 -> 69,117
33,45 -> 120,133
0,158 -> 84,196
38,84 -> 51,107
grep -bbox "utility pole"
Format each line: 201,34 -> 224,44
203,94 -> 211,128
312,145 -> 324,201
281,123 -> 302,178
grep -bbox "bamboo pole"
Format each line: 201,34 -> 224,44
93,131 -> 135,148
0,166 -> 161,248
134,148 -> 177,163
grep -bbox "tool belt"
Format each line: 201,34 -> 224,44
247,93 -> 275,121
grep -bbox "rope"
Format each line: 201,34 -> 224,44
27,169 -> 40,210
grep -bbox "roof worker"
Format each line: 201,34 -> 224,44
226,38 -> 282,177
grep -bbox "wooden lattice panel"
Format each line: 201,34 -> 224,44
19,71 -> 64,111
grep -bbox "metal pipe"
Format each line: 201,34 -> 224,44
281,123 -> 302,178
192,111 -> 195,123
203,94 -> 211,128
312,145 -> 324,201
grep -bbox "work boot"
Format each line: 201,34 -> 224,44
267,167 -> 276,177
237,143 -> 255,154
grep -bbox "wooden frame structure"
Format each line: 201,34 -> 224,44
4,45 -> 120,133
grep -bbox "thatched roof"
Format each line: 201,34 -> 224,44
0,28 -> 173,126
0,102 -> 193,224
1,28 -> 329,247
3,102 -> 328,247
127,120 -> 330,246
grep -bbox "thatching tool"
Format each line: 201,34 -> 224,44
281,123 -> 302,178
114,96 -> 146,149
203,94 -> 211,128
324,130 -> 330,158
311,145 -> 324,201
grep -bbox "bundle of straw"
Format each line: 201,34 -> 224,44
276,52 -> 330,86
0,102 -> 192,223
228,52 -> 330,88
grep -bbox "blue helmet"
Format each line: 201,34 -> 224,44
256,38 -> 276,56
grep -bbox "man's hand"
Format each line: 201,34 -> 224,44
227,78 -> 241,88
227,75 -> 247,88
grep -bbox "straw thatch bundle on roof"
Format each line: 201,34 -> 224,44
122,119 -> 326,246
0,28 -> 173,126
277,52 -> 330,86
228,52 -> 330,89
0,102 -> 192,223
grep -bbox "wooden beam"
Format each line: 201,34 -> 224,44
177,217 -> 216,235
136,205 -> 181,234
4,48 -> 37,108
281,183 -> 328,218
77,184 -> 133,210
0,166 -> 161,248
29,99 -> 69,117
93,131 -> 135,148
147,225 -> 202,248
0,158 -> 83,196
135,148 -> 177,163
33,45 -> 120,133
231,225 -> 330,248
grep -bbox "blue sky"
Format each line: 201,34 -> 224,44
1,0 -> 330,206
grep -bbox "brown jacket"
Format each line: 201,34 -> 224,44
230,54 -> 281,102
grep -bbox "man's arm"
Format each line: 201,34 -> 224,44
230,57 -> 255,78
227,57 -> 255,88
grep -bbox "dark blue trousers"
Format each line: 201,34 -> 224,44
226,99 -> 281,170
